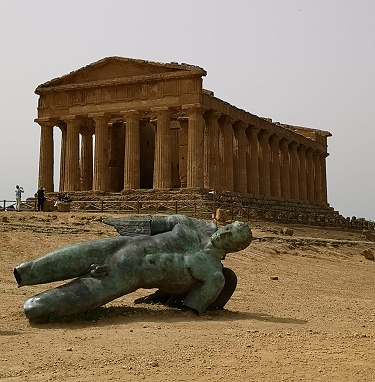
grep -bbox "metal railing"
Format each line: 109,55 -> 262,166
1,198 -> 374,230
1,199 -> 37,212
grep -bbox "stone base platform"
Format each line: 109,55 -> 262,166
43,189 -> 345,226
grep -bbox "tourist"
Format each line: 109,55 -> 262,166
14,185 -> 24,212
36,187 -> 46,212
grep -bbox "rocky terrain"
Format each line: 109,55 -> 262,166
1,211 -> 375,381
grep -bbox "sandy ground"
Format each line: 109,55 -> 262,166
1,211 -> 375,382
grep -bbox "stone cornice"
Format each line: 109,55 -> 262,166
35,70 -> 204,95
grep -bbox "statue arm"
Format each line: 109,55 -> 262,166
182,271 -> 225,315
150,214 -> 195,236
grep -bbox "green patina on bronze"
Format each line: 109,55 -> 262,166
14,215 -> 252,319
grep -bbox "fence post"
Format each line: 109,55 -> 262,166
212,191 -> 216,219
137,201 -> 140,214
101,200 -> 104,213
175,200 -> 178,214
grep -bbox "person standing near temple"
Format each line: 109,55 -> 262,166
15,185 -> 24,212
36,187 -> 46,212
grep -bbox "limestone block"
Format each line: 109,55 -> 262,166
215,208 -> 230,223
43,200 -> 54,212
56,202 -> 71,212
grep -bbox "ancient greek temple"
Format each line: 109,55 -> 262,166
35,57 -> 331,204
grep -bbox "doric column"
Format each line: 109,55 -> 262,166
313,151 -> 322,203
183,104 -> 206,188
177,117 -> 188,188
219,115 -> 234,192
289,141 -> 299,200
233,121 -> 248,193
279,138 -> 290,199
58,123 -> 67,192
80,128 -> 94,191
269,134 -> 281,197
36,118 -> 55,192
122,110 -> 141,190
305,148 -> 315,202
320,152 -> 329,204
62,116 -> 81,191
247,126 -> 260,195
152,107 -> 173,189
203,110 -> 221,190
298,144 -> 307,201
258,130 -> 271,196
91,114 -> 110,192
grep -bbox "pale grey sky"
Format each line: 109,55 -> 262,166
1,0 -> 374,219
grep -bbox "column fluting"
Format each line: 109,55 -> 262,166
37,119 -> 55,192
92,114 -> 110,192
63,117 -> 81,191
122,110 -> 141,190
233,121 -> 248,193
183,104 -> 206,188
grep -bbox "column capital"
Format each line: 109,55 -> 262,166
313,149 -> 324,158
34,117 -> 59,127
182,103 -> 207,115
88,113 -> 111,124
120,110 -> 141,120
305,146 -> 313,154
220,114 -> 236,125
249,125 -> 260,133
204,110 -> 221,121
233,120 -> 248,131
289,140 -> 299,149
258,129 -> 271,141
151,106 -> 174,117
269,133 -> 281,142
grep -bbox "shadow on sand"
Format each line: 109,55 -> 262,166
27,305 -> 307,328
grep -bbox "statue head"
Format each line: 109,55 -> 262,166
211,221 -> 252,253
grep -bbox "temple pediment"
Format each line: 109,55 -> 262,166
36,57 -> 206,91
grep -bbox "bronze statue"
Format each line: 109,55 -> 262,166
14,215 -> 252,319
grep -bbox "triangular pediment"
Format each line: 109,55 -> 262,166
37,57 -> 205,89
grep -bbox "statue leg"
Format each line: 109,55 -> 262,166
23,273 -> 137,320
14,237 -> 129,287
207,267 -> 237,310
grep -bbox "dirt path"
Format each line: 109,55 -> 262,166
1,212 -> 375,381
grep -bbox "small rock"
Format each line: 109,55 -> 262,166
270,276 -> 279,280
361,249 -> 374,261
362,230 -> 375,242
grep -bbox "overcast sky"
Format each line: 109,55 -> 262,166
1,0 -> 374,219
